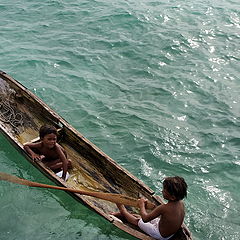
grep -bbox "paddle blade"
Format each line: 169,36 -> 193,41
88,191 -> 139,207
105,194 -> 155,209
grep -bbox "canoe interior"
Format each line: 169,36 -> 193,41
0,71 -> 191,240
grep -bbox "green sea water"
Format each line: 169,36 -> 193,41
0,0 -> 240,239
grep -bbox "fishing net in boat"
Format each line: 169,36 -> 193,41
0,77 -> 24,131
0,97 -> 23,128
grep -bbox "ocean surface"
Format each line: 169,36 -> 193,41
0,0 -> 239,239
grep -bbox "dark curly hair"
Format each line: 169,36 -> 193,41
39,125 -> 58,139
163,176 -> 187,200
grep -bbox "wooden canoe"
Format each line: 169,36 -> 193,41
0,71 -> 192,240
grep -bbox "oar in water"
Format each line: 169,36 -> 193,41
0,172 -> 155,209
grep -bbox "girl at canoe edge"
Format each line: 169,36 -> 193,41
23,125 -> 72,181
112,176 -> 188,240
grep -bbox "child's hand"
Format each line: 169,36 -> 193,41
31,153 -> 45,162
138,198 -> 148,208
138,198 -> 155,210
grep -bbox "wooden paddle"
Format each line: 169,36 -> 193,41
0,172 -> 155,209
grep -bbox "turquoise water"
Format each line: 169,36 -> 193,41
0,0 -> 240,239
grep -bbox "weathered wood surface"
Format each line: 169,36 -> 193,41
0,71 -> 192,240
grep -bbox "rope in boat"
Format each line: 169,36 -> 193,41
0,90 -> 24,130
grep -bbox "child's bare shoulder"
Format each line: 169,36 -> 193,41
55,142 -> 62,149
24,141 -> 42,148
153,202 -> 168,215
55,143 -> 65,152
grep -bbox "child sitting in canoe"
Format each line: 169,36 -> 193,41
112,176 -> 188,240
23,125 -> 72,181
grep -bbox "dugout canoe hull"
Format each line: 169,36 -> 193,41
0,71 -> 192,240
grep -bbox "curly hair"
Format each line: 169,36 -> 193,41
39,125 -> 58,139
163,176 -> 187,200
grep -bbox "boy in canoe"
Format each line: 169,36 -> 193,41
113,176 -> 188,240
23,125 -> 71,181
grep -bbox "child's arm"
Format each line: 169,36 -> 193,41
138,198 -> 166,222
55,143 -> 68,181
23,142 -> 45,161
